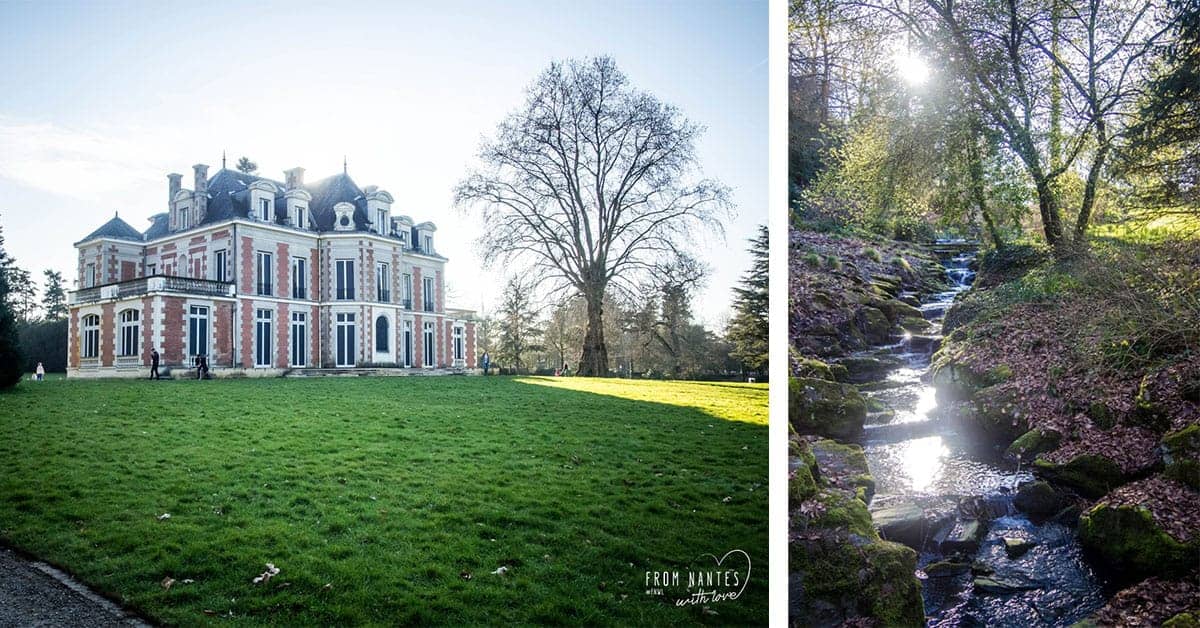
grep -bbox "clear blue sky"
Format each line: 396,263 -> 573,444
0,0 -> 766,327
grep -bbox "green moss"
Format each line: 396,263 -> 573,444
1087,401 -> 1117,430
810,489 -> 876,538
893,255 -> 914,274
987,363 -> 1013,382
1163,424 -> 1200,489
858,306 -> 892,343
900,316 -> 931,333
792,461 -> 819,503
790,377 -> 867,439
864,247 -> 882,262
794,357 -> 835,381
1033,454 -> 1127,498
1079,502 -> 1200,579
1005,429 -> 1062,460
925,560 -> 970,576
803,252 -> 822,267
790,537 -> 924,627
1164,612 -> 1200,628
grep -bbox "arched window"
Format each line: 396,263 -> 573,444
81,314 -> 100,358
119,309 -> 140,357
376,316 -> 389,352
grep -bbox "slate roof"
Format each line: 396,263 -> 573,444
76,214 -> 144,244
143,213 -> 170,241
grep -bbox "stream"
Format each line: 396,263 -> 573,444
855,246 -> 1108,627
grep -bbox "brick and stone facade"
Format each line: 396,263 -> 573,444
66,162 -> 477,378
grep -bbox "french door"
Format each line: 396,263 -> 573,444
336,312 -> 356,367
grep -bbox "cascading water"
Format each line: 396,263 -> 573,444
848,243 -> 1107,627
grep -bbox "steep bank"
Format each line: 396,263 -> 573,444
932,237 -> 1200,624
789,227 -> 952,626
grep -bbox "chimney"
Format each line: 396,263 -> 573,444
193,163 -> 209,219
167,173 -> 182,210
284,166 -> 305,190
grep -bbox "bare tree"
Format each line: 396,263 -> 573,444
455,56 -> 730,376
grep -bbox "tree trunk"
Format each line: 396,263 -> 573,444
1033,176 -> 1066,253
578,292 -> 609,376
967,130 -> 1004,250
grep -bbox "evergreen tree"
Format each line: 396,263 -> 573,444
495,276 -> 542,373
41,269 -> 67,320
7,266 -> 37,322
0,223 -> 25,387
727,225 -> 769,373
236,156 -> 259,174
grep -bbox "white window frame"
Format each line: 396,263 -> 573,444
290,311 -> 307,367
179,206 -> 190,230
401,273 -> 413,309
213,249 -> 227,283
291,257 -> 307,300
423,234 -> 433,253
453,325 -> 464,361
188,305 -> 209,358
119,309 -> 140,357
81,314 -> 100,358
402,319 -> 413,367
294,205 -> 307,230
335,312 -> 356,367
255,308 -> 273,368
256,251 -> 273,296
376,262 -> 390,302
147,263 -> 156,276
259,198 -> 272,221
85,263 -> 97,288
423,321 -> 435,367
335,259 -> 355,300
376,209 -> 388,235
423,276 -> 435,312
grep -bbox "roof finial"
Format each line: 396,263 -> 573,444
222,150 -> 227,169
343,155 -> 347,175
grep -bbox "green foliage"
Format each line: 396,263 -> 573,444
863,247 -> 882,263
495,276 -> 542,373
235,156 -> 258,174
1080,500 -> 1199,580
728,225 -> 769,373
41,270 -> 67,321
0,223 -> 24,388
17,318 -> 67,373
0,376 -> 767,624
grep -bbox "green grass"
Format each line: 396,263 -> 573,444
0,376 -> 767,625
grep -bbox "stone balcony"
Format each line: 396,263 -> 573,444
71,275 -> 235,305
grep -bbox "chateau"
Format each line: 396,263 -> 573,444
66,161 -> 477,377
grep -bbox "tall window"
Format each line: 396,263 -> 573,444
376,209 -> 388,235
179,206 -> 190,230
401,273 -> 413,309
335,259 -> 355,300
259,198 -> 271,221
213,250 -> 227,282
256,251 -> 273,296
423,276 -> 435,311
291,311 -> 307,367
295,206 -> 307,229
376,316 -> 389,352
188,305 -> 209,358
453,325 -> 464,361
423,234 -> 433,253
423,321 -> 435,367
85,263 -> 97,287
376,262 -> 390,302
146,263 -> 156,276
336,312 -> 356,367
119,309 -> 140,357
255,308 -> 273,367
291,257 -> 307,299
402,320 -> 413,367
81,314 -> 100,358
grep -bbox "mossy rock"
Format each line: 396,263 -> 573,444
1132,374 -> 1172,432
1033,455 -> 1127,499
931,359 -> 1012,404
924,560 -> 970,577
1079,502 -> 1200,580
871,503 -> 929,549
1163,424 -> 1200,490
1013,481 -> 1066,516
809,487 -> 877,538
792,460 -> 819,503
1005,429 -> 1062,461
899,316 -> 931,333
1087,401 -> 1117,430
970,386 -> 1031,443
790,536 -> 925,627
790,377 -> 867,440
856,306 -> 892,344
1165,612 -> 1200,628
836,356 -> 897,384
811,439 -> 876,502
794,357 -> 835,381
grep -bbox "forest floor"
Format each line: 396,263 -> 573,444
0,376 -> 767,625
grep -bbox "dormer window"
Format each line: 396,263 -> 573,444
259,198 -> 271,221
179,206 -> 189,230
295,206 -> 307,230
376,209 -> 388,235
423,234 -> 433,253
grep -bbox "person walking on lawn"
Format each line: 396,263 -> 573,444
150,348 -> 160,380
35,362 -> 45,381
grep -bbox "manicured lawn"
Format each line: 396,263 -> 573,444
0,376 -> 767,625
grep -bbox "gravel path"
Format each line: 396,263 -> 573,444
0,547 -> 148,627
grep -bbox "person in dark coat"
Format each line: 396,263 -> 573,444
196,355 -> 209,380
150,348 -> 160,380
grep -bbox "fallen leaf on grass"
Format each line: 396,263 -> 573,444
460,572 -> 472,581
322,583 -> 333,591
182,579 -> 195,584
491,566 -> 508,576
157,513 -> 171,521
161,577 -> 175,590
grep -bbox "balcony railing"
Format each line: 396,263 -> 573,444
378,290 -> 390,303
70,275 -> 235,305
401,298 -> 413,310
256,282 -> 273,297
423,300 -> 435,312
